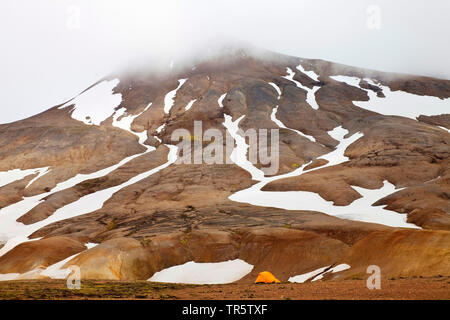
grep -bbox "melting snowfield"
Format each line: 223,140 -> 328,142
226,122 -> 418,228
148,259 -> 254,284
330,75 -> 450,119
220,75 -> 416,228
269,81 -> 316,142
184,99 -> 197,111
164,79 -> 188,114
316,126 -> 362,168
0,167 -> 49,189
289,264 -> 351,283
0,112 -> 156,258
288,266 -> 331,283
284,67 -> 320,110
311,264 -> 351,281
0,84 -> 184,261
218,93 -> 227,108
296,62 -> 320,82
439,126 -> 450,133
222,114 -> 266,181
0,64 -> 435,282
0,145 -> 178,258
112,103 -> 154,148
59,79 -> 122,126
0,97 -> 176,259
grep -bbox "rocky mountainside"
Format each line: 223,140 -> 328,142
0,47 -> 449,283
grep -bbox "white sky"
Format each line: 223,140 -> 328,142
1,0 -> 449,124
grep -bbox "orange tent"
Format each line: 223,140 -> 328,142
255,271 -> 281,284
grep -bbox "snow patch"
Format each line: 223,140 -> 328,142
316,126 -> 363,169
148,259 -> 254,284
296,63 -> 320,82
330,75 -> 361,88
218,93 -> 227,108
0,273 -> 20,281
268,81 -> 316,142
283,68 -> 320,110
40,253 -> 81,279
220,93 -> 268,180
164,79 -> 187,114
156,123 -> 166,134
223,114 -> 265,181
0,251 -> 86,281
25,167 -> 51,189
112,105 -> 154,148
59,79 -> 122,126
85,242 -> 98,249
312,264 -> 351,281
228,125 -> 417,228
268,82 -> 281,98
185,99 -> 197,111
438,126 -> 450,133
289,266 -> 331,283
231,175 -> 416,228
0,167 -> 49,189
330,76 -> 450,119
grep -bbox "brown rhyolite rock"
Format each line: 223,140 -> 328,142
418,114 -> 450,129
407,208 -> 450,231
328,229 -> 450,280
63,237 -> 153,280
0,236 -> 86,274
236,228 -> 349,282
374,174 -> 450,229
62,228 -> 350,281
0,174 -> 36,209
59,227 -> 450,282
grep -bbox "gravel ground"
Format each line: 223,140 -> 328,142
0,277 -> 448,300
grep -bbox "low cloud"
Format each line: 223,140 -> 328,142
1,0 -> 449,124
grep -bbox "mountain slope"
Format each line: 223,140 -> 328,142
0,48 -> 449,282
